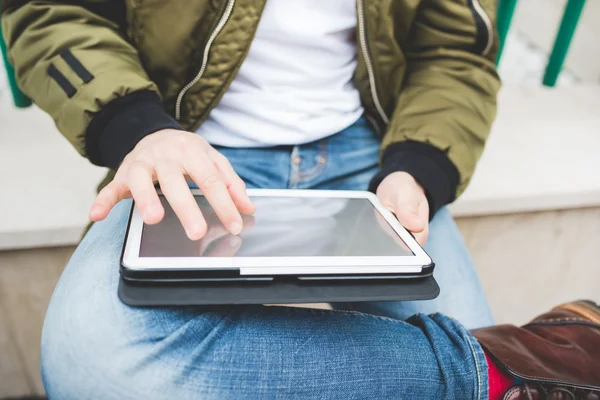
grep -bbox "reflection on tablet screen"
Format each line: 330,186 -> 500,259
139,196 -> 414,257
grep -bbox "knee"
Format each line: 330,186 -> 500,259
41,295 -> 164,399
40,287 -> 125,399
40,228 -> 132,396
40,280 -> 226,399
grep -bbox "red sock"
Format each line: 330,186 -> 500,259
485,352 -> 514,400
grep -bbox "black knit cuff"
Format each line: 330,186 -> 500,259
85,91 -> 183,169
368,141 -> 460,219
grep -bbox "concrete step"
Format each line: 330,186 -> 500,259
1,85 -> 599,250
0,95 -> 107,250
449,85 -> 600,217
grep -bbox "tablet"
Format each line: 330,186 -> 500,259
121,189 -> 433,281
118,276 -> 440,306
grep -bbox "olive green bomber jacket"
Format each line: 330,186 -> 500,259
1,0 -> 500,216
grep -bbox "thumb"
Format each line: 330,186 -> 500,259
90,181 -> 129,222
394,200 -> 426,233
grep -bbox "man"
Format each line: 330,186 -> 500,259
1,0 -> 514,396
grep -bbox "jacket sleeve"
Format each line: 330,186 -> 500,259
1,1 -> 181,169
371,0 -> 501,217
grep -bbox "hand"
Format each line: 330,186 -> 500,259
89,129 -> 256,240
376,171 -> 429,245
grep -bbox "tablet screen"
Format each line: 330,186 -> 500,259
139,196 -> 414,258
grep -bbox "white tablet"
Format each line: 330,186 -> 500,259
121,189 -> 433,280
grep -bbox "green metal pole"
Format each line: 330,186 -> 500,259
0,18 -> 32,108
496,0 -> 518,65
542,0 -> 586,87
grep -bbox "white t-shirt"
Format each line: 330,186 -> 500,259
196,0 -> 364,147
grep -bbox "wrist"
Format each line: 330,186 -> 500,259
369,141 -> 459,219
85,91 -> 182,169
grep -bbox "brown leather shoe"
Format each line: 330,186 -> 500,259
472,300 -> 600,400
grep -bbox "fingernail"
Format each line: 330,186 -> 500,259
186,224 -> 201,240
90,205 -> 102,215
229,221 -> 242,235
144,205 -> 159,218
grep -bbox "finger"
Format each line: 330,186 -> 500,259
417,197 -> 430,224
90,180 -> 130,221
157,162 -> 207,240
414,199 -> 430,245
127,161 -> 164,225
413,225 -> 429,246
202,234 -> 243,257
373,209 -> 408,248
393,198 -> 426,233
211,151 -> 256,215
185,157 -> 243,235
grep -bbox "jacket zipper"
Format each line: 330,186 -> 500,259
356,0 -> 389,125
174,1 -> 489,124
471,0 -> 494,56
175,0 -> 236,120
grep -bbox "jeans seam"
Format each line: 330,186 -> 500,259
297,156 -> 327,181
305,306 -> 417,326
463,326 -> 484,400
298,140 -> 328,179
290,140 -> 328,185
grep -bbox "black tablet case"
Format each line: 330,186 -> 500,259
118,275 -> 439,306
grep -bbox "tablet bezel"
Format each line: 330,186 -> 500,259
121,189 -> 432,275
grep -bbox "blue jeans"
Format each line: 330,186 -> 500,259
41,117 -> 491,399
